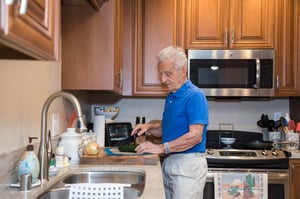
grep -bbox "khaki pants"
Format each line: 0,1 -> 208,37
162,153 -> 208,199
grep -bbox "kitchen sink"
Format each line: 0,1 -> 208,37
38,187 -> 69,199
37,170 -> 146,199
63,170 -> 145,184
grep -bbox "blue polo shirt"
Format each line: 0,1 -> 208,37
162,80 -> 209,153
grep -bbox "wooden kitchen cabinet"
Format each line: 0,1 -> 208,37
289,159 -> 300,199
0,0 -> 60,60
275,0 -> 300,96
61,0 -> 124,93
181,0 -> 276,49
132,0 -> 180,96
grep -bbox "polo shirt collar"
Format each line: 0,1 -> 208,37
170,80 -> 190,98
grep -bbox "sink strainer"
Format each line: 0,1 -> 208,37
68,183 -> 130,199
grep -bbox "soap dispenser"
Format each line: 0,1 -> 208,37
18,137 -> 40,184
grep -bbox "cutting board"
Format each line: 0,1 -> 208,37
80,147 -> 159,166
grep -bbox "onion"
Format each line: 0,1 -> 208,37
85,141 -> 99,155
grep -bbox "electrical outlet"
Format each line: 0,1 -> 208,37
273,112 -> 281,120
52,113 -> 60,136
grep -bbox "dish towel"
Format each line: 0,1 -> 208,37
214,172 -> 268,199
68,183 -> 129,199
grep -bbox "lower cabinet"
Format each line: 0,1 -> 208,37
289,159 -> 300,199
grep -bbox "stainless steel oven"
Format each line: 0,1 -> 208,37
204,130 -> 290,199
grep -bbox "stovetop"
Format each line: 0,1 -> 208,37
206,148 -> 288,160
205,130 -> 290,169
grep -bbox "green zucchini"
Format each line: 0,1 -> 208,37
118,144 -> 138,153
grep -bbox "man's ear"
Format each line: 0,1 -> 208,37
181,66 -> 188,76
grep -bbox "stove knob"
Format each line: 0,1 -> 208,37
272,150 -> 278,156
206,149 -> 214,155
261,150 -> 268,156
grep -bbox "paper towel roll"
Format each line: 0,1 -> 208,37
94,115 -> 105,147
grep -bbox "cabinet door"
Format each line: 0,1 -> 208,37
184,0 -> 229,49
275,0 -> 300,96
184,0 -> 275,49
62,0 -> 123,93
0,0 -> 60,60
229,0 -> 275,49
289,159 -> 300,199
133,0 -> 178,96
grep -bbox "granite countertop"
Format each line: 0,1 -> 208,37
1,163 -> 165,199
289,149 -> 300,159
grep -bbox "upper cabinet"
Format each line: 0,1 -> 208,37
0,0 -> 60,60
181,0 -> 276,49
132,0 -> 179,96
275,0 -> 300,96
61,0 -> 124,93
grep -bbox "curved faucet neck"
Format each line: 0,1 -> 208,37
38,91 -> 87,183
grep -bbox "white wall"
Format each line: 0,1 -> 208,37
94,98 -> 289,133
0,60 -> 68,154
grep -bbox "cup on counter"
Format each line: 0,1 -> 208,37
20,173 -> 32,192
268,131 -> 282,142
285,132 -> 299,150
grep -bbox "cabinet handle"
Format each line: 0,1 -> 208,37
119,69 -> 123,88
224,28 -> 228,44
5,0 -> 27,14
276,75 -> 279,90
231,29 -> 235,44
291,164 -> 295,182
5,0 -> 15,5
19,0 -> 28,15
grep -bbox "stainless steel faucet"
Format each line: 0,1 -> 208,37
38,91 -> 87,183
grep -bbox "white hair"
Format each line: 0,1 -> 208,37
157,46 -> 187,69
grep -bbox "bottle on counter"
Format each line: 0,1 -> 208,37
18,137 -> 40,184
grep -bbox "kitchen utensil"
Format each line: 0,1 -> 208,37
296,122 -> 300,133
267,120 -> 275,131
288,119 -> 296,131
68,112 -> 77,128
280,117 -> 289,134
244,140 -> 274,149
274,120 -> 281,130
257,114 -> 273,129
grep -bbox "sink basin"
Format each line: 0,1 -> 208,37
37,170 -> 146,199
63,170 -> 145,184
38,188 -> 69,199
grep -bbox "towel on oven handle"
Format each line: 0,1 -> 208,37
214,172 -> 268,199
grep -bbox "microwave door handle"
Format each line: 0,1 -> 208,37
255,58 -> 260,89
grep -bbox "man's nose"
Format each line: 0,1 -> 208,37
161,74 -> 167,83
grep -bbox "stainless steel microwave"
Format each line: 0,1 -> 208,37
187,49 -> 275,97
